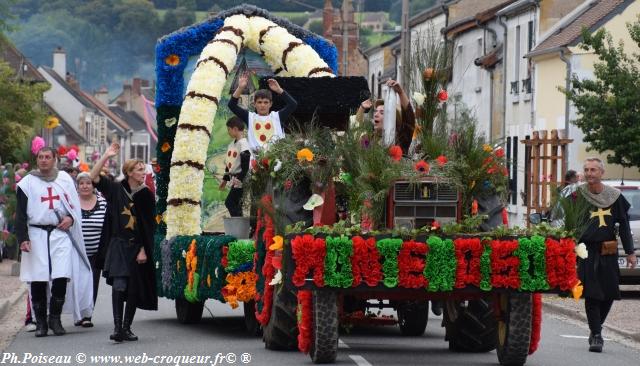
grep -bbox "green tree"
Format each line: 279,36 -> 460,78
0,0 -> 17,31
565,21 -> 640,169
0,59 -> 50,163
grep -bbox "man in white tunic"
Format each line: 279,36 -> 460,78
16,147 -> 92,337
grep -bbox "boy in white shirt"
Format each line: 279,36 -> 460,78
220,117 -> 251,216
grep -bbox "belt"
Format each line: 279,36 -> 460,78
29,224 -> 57,233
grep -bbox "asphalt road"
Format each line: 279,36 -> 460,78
3,281 -> 640,366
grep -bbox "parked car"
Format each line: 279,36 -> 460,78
602,180 -> 640,284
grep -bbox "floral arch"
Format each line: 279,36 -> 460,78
154,5 -> 338,238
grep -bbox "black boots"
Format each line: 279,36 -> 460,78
48,297 -> 66,336
122,303 -> 138,341
110,290 -> 125,342
32,301 -> 48,337
589,333 -> 604,352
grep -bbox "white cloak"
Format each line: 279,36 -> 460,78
17,171 -> 93,321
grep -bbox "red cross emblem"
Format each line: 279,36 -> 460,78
41,187 -> 60,209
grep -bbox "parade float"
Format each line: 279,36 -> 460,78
153,4 -> 580,366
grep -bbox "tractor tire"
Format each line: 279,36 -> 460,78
263,285 -> 299,350
497,293 -> 532,366
444,299 -> 497,352
175,298 -> 204,324
243,300 -> 262,336
397,301 -> 429,336
310,291 -> 339,364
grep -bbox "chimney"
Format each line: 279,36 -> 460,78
323,0 -> 333,38
132,78 -> 142,96
95,86 -> 109,105
52,47 -> 66,78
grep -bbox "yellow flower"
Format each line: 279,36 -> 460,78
572,280 -> 583,301
44,116 -> 59,129
207,274 -> 212,287
482,144 -> 493,152
161,142 -> 171,153
269,235 -> 284,251
296,148 -> 314,162
155,214 -> 163,224
165,54 -> 180,66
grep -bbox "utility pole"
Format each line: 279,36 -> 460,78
342,0 -> 351,76
400,0 -> 410,86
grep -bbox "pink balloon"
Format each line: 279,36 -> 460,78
66,149 -> 78,161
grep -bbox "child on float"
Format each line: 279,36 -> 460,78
228,72 -> 298,152
220,117 -> 251,217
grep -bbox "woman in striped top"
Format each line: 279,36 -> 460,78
76,172 -> 107,327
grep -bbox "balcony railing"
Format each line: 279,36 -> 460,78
510,80 -> 519,95
522,78 -> 532,94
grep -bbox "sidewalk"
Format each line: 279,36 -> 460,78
543,285 -> 640,343
0,259 -> 27,351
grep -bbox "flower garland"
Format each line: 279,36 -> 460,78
226,240 -> 256,273
529,293 -> 542,355
515,236 -> 549,291
296,290 -> 313,353
324,236 -> 354,288
376,239 -> 403,288
490,239 -> 520,289
398,240 -> 428,288
453,237 -> 483,289
291,234 -> 326,287
254,196 -> 277,326
351,236 -> 382,287
164,14 -> 335,238
424,236 -> 456,291
545,237 -> 578,291
479,239 -> 493,291
184,240 -> 199,302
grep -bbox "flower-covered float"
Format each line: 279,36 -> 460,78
153,5 -> 581,366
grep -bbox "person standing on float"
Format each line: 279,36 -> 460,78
16,147 -> 92,337
90,143 -> 157,342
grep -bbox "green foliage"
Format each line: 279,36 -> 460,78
307,19 -> 323,34
0,0 -> 17,32
551,186 -> 593,240
564,20 -> 640,169
441,215 -> 488,235
0,59 -> 49,162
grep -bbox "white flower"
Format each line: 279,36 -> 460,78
413,92 -> 426,106
575,243 -> 588,259
303,193 -> 324,210
273,159 -> 283,172
155,261 -> 160,269
268,270 -> 283,286
181,250 -> 187,258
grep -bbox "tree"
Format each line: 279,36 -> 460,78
565,21 -> 640,169
0,59 -> 49,163
0,0 -> 17,32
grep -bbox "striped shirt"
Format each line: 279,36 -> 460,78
81,195 -> 107,256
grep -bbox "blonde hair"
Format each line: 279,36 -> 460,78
122,159 -> 145,178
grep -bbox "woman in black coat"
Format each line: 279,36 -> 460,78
90,143 -> 157,342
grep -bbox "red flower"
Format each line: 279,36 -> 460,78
398,241 -> 429,288
501,167 -> 509,176
471,199 -> 478,215
284,179 -> 293,191
351,236 -> 382,287
490,239 -> 520,289
487,166 -> 497,174
431,220 -> 441,230
545,237 -> 578,291
502,208 -> 509,225
437,89 -> 448,102
153,165 -> 161,174
250,159 -> 258,171
57,145 -> 68,156
297,290 -> 313,353
261,158 -> 269,168
414,160 -> 430,174
482,156 -> 493,166
388,145 -> 403,161
291,235 -> 326,287
494,147 -> 505,158
453,238 -> 483,288
436,155 -> 448,167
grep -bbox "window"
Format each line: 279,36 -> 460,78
514,25 -> 521,81
507,136 -> 519,205
527,20 -> 535,52
523,135 -> 531,206
476,37 -> 483,89
377,71 -> 382,98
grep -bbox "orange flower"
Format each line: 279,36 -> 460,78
161,142 -> 171,153
78,162 -> 90,172
414,160 -> 430,174
269,235 -> 284,251
165,54 -> 180,66
296,148 -> 314,162
388,145 -> 403,161
155,214 -> 162,224
471,199 -> 479,215
436,155 -> 448,167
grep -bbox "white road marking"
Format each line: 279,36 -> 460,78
560,335 -> 611,340
339,339 -> 350,348
349,355 -> 373,366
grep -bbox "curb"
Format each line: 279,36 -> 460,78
543,301 -> 640,343
0,285 -> 27,320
